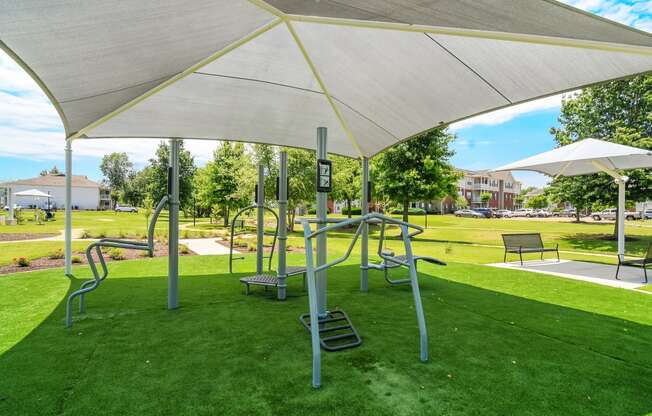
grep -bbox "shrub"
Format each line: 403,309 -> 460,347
108,248 -> 126,261
80,230 -> 91,239
48,249 -> 65,260
248,243 -> 257,252
13,257 -> 30,267
96,231 -> 107,238
307,207 -> 332,215
390,207 -> 426,215
179,245 -> 190,255
71,256 -> 82,264
341,207 -> 362,215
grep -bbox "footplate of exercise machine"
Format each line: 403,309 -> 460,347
299,309 -> 362,352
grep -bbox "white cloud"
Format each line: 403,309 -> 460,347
562,0 -> 652,30
450,94 -> 564,131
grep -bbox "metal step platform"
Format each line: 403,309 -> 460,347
239,266 -> 307,295
299,309 -> 362,352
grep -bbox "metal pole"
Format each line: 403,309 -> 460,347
617,178 -> 627,261
277,151 -> 288,300
65,139 -> 72,276
168,139 -> 180,309
360,156 -> 369,292
256,163 -> 265,275
7,187 -> 14,224
498,179 -> 505,210
316,127 -> 328,316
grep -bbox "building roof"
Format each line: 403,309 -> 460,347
458,169 -> 519,183
0,174 -> 101,189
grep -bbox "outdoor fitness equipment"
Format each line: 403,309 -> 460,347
228,204 -> 279,274
65,193 -> 169,327
233,161 -> 306,298
300,213 -> 430,388
368,219 -> 446,285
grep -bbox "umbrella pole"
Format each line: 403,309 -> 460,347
617,178 -> 626,261
277,151 -> 288,300
65,139 -> 73,276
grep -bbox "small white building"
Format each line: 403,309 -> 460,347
0,174 -> 110,210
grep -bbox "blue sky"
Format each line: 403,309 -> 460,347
0,0 -> 650,188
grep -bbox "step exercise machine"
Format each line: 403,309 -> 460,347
300,213 -> 431,388
368,219 -> 446,285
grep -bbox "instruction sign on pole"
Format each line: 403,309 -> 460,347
316,159 -> 332,193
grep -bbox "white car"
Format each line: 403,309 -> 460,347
535,209 -> 552,218
3,204 -> 22,211
512,208 -> 535,218
494,209 -> 513,218
114,204 -> 138,213
454,209 -> 484,218
592,208 -> 641,221
644,209 -> 652,220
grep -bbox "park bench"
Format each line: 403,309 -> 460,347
615,243 -> 651,283
502,233 -> 560,265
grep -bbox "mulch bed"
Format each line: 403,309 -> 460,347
0,242 -> 195,276
0,233 -> 58,242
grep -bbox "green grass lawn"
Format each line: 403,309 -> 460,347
0,241 -> 89,266
1,253 -> 651,415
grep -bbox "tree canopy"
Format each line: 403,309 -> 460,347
373,129 -> 459,221
548,74 -> 652,213
331,155 -> 361,218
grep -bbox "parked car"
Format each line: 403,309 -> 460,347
512,208 -> 535,218
454,209 -> 484,218
592,208 -> 642,221
553,208 -> 576,217
494,209 -> 513,218
471,208 -> 493,218
115,204 -> 138,213
535,209 -> 552,218
3,204 -> 22,211
644,209 -> 652,220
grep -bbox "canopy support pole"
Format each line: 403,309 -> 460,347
316,127 -> 328,316
277,151 -> 288,300
360,156 -> 369,292
591,160 -> 628,260
65,139 -> 72,277
256,163 -> 265,275
7,187 -> 14,224
168,138 -> 180,309
617,178 -> 626,261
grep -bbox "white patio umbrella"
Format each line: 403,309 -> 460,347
493,138 -> 652,260
1,1 -> 652,307
14,189 -> 53,199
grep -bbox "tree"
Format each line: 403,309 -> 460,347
284,148 -> 316,231
525,194 -> 548,209
100,153 -> 133,205
40,166 -> 61,176
194,142 -> 250,226
455,195 -> 469,209
480,192 -> 491,207
145,141 -> 196,209
373,129 -> 459,222
548,74 -> 652,235
514,195 -> 525,209
332,155 -> 361,218
252,144 -> 278,202
546,177 -> 592,221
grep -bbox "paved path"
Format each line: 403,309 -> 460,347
180,238 -> 237,255
487,259 -> 649,291
0,228 -> 86,244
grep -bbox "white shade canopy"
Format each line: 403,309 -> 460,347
492,138 -> 652,176
2,1 -> 652,157
14,189 -> 53,198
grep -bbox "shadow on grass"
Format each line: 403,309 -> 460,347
560,233 -> 651,255
0,264 -> 651,416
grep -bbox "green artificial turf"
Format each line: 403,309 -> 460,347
1,254 -> 651,415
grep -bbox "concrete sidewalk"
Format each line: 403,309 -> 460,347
180,238 -> 237,256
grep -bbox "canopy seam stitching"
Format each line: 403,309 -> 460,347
424,33 -> 512,104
